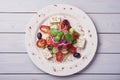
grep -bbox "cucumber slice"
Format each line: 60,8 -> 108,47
61,49 -> 68,54
52,47 -> 59,54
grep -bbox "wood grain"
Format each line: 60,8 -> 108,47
0,34 -> 120,53
0,14 -> 120,33
0,54 -> 120,73
0,75 -> 119,80
0,0 -> 120,13
0,0 -> 119,79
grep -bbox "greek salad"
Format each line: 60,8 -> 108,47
36,16 -> 86,62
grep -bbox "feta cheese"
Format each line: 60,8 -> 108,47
74,38 -> 86,49
42,48 -> 52,59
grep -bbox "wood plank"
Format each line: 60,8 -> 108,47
0,34 -> 26,52
0,14 -> 33,32
98,34 -> 120,53
89,14 -> 120,33
0,34 -> 120,53
0,75 -> 119,80
0,14 -> 120,33
0,0 -> 120,13
0,54 -> 120,73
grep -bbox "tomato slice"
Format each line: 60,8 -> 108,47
56,52 -> 63,62
36,39 -> 47,48
68,45 -> 76,54
40,25 -> 50,34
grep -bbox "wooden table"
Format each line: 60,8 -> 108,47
0,0 -> 120,80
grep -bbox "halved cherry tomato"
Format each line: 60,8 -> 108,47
68,45 -> 76,54
72,32 -> 79,39
36,39 -> 47,48
56,52 -> 63,62
61,19 -> 70,30
40,25 -> 50,34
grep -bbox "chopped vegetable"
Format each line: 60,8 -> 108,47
57,31 -> 64,37
56,52 -> 63,62
50,22 -> 60,25
40,25 -> 50,34
36,39 -> 47,48
47,36 -> 56,47
72,39 -> 77,44
52,47 -> 59,54
68,45 -> 76,54
47,46 -> 53,51
69,28 -> 75,34
50,28 -> 58,36
50,24 -> 58,29
61,49 -> 68,54
72,32 -> 79,39
64,33 -> 73,42
54,36 -> 61,42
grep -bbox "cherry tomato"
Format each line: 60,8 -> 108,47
61,19 -> 70,30
40,25 -> 50,34
56,52 -> 63,62
36,39 -> 47,48
72,32 -> 79,39
68,45 -> 76,54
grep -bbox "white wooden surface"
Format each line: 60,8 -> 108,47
0,54 -> 120,73
0,0 -> 120,80
0,14 -> 120,33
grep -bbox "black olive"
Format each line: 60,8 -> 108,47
37,32 -> 42,39
63,19 -> 69,26
73,53 -> 81,58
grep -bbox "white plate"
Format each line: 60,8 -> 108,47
25,4 -> 98,76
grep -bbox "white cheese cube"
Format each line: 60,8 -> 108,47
74,38 -> 86,49
42,48 -> 52,59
